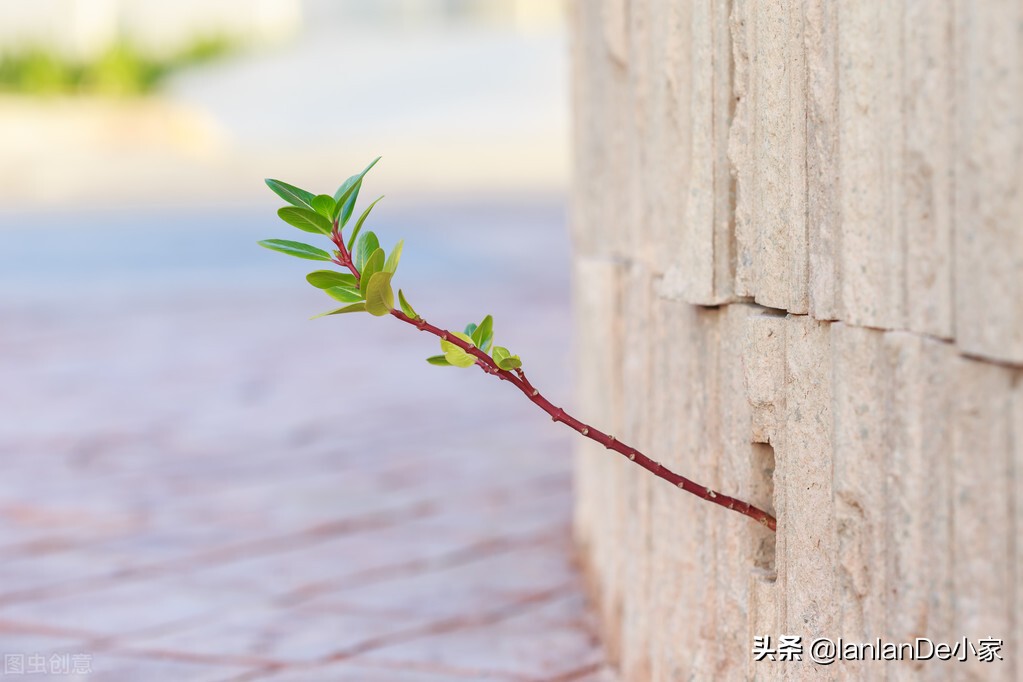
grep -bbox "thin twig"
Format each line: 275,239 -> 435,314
387,308 -> 777,532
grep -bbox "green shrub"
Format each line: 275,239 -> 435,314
0,37 -> 234,97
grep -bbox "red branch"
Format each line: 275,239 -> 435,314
387,308 -> 777,532
329,219 -> 360,279
328,232 -> 775,531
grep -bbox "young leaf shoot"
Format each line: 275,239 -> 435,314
258,160 -> 777,531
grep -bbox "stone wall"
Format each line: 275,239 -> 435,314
569,2 -> 1022,680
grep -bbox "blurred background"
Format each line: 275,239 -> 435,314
0,0 -> 567,204
0,2 -> 608,679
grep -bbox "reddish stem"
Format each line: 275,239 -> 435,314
387,308 -> 777,531
330,220 -> 360,280
331,227 -> 774,531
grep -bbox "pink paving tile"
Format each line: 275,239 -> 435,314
0,578 -> 252,639
118,603 -> 437,664
0,631 -> 84,657
0,201 -> 606,679
248,660 -> 510,681
312,543 -> 582,621
356,617 -> 606,681
86,652 -> 251,681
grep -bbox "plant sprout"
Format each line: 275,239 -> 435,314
259,159 -> 777,531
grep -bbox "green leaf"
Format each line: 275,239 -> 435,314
354,231 -> 379,271
333,157 -> 381,224
497,356 -> 521,370
325,286 -> 363,303
471,315 -> 493,351
364,271 -> 395,316
441,332 -> 477,368
398,289 -> 419,319
334,176 -> 361,224
359,248 -> 386,295
306,270 -> 357,289
492,346 -> 522,370
278,206 -> 332,235
258,239 -> 332,261
384,239 -> 403,274
311,302 -> 366,318
311,194 -> 337,219
346,196 -> 384,252
464,323 -> 478,338
426,355 -> 452,366
265,179 -> 315,210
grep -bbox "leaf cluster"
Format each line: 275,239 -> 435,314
259,158 -> 408,318
259,158 -> 522,373
426,314 -> 522,371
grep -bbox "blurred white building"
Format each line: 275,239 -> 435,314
0,0 -> 561,61
303,0 -> 562,29
0,0 -> 302,59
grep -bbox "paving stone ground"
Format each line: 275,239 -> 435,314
0,200 -> 612,681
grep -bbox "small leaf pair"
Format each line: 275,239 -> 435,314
444,332 -> 478,367
427,316 -> 490,368
398,290 -> 419,320
264,157 -> 382,248
427,314 -> 520,370
261,175 -> 338,260
307,270 -> 361,304
427,332 -> 474,368
492,346 -> 522,370
308,267 -> 394,318
333,157 -> 380,226
465,315 -> 493,353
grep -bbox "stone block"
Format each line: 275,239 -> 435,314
747,569 -> 782,682
742,310 -> 786,445
728,0 -> 808,313
618,262 -> 655,681
658,0 -> 734,305
836,0 -> 905,331
902,0 -> 954,340
620,0 -> 649,272
711,304 -> 760,679
572,257 -> 626,663
781,316 -> 835,641
568,0 -> 604,256
951,357 -> 1015,681
882,332 -> 956,682
953,0 -> 1023,365
805,0 -> 840,321
602,0 -> 629,66
666,0 -> 716,302
831,323 -> 887,678
1012,378 -> 1023,682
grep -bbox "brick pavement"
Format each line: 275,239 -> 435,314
0,203 -> 612,681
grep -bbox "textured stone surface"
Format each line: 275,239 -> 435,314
572,0 -> 1023,364
953,0 -> 1023,365
578,263 -> 1022,682
571,256 -> 1022,679
731,0 -> 808,313
882,333 -> 956,682
951,359 -> 1015,681
573,0 -> 1023,677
